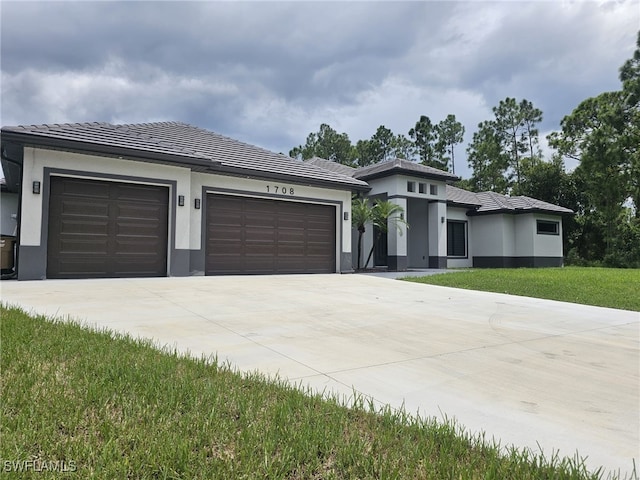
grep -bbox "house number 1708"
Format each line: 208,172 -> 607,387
266,185 -> 294,195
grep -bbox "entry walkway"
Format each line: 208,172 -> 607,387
2,275 -> 638,476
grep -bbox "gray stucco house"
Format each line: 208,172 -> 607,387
306,157 -> 573,270
0,121 -> 572,280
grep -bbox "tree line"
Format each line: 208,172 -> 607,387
290,31 -> 640,268
290,115 -> 465,173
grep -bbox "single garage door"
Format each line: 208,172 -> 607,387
47,177 -> 169,279
206,194 -> 336,275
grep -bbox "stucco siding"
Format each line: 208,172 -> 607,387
502,215 -> 515,257
367,175 -> 446,201
533,214 -> 564,257
367,176 -> 402,197
388,197 -> 407,258
515,214 -> 535,258
470,215 -> 505,257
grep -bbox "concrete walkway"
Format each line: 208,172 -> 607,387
1,274 -> 638,476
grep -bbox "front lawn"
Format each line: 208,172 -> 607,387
403,267 -> 640,311
0,305 -> 617,479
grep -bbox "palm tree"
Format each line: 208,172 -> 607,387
351,197 -> 374,270
363,200 -> 408,269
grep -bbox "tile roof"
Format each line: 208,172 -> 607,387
304,157 -> 357,176
1,122 -> 369,190
354,158 -> 459,182
446,185 -> 482,207
303,158 -> 572,215
446,185 -> 573,215
501,195 -> 574,215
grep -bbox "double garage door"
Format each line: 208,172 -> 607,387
47,177 -> 169,279
46,178 -> 336,278
206,194 -> 336,275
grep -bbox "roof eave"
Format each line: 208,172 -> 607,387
447,200 -> 481,210
468,208 -> 574,216
1,129 -> 221,171
356,167 -> 459,183
2,129 -> 370,191
212,164 -> 371,192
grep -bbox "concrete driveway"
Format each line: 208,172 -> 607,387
1,274 -> 638,476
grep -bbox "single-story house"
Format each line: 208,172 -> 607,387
305,157 -> 574,270
0,121 -> 572,281
1,122 -> 367,280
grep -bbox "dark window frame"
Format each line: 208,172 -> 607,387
447,220 -> 467,258
536,219 -> 559,236
407,181 -> 416,193
418,182 -> 426,194
430,184 -> 438,195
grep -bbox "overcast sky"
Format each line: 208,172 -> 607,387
1,1 -> 638,179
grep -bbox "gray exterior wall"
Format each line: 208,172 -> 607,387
407,197 -> 429,268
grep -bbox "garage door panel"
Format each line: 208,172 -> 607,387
60,200 -> 109,217
48,177 -> 168,279
212,215 -> 243,228
113,260 -> 166,277
58,238 -> 109,254
52,178 -> 110,198
278,231 -> 305,243
49,257 -> 109,276
209,257 -> 243,274
116,203 -> 166,220
307,243 -> 333,254
245,226 -> 276,241
115,238 -> 164,254
206,194 -> 335,275
278,246 -> 305,257
116,184 -> 167,202
116,221 -> 166,238
245,243 -> 277,256
210,230 -> 243,243
216,243 -> 242,259
278,216 -> 305,229
60,219 -> 109,236
245,214 -> 276,228
308,219 -> 333,230
243,260 -> 276,274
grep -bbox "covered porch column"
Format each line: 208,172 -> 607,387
428,200 -> 447,268
387,197 -> 407,271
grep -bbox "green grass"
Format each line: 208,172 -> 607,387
2,306 -> 632,479
403,267 -> 640,312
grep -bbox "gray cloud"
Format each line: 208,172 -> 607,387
1,0 -> 638,179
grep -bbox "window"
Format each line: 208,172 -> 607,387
418,183 -> 426,194
430,184 -> 438,195
447,221 -> 467,257
407,181 -> 415,193
536,220 -> 559,235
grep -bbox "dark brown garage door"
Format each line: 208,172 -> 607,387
47,177 -> 169,279
206,194 -> 336,275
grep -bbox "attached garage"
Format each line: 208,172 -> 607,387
206,194 -> 335,274
47,176 -> 169,279
1,121 -> 366,280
